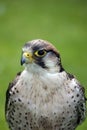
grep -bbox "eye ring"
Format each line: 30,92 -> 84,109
34,49 -> 47,57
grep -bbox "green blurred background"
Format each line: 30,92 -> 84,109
0,0 -> 87,129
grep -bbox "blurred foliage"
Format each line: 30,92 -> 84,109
0,0 -> 87,130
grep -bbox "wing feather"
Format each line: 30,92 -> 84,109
67,72 -> 86,124
76,83 -> 86,124
5,72 -> 21,115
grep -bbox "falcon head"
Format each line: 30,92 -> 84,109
21,39 -> 64,73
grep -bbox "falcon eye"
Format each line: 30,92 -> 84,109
34,49 -> 47,57
26,53 -> 30,57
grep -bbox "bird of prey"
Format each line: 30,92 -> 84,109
5,39 -> 86,130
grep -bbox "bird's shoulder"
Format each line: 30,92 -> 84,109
66,72 -> 86,124
67,72 -> 85,94
5,72 -> 21,113
7,72 -> 21,92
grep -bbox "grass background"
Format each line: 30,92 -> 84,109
0,0 -> 87,129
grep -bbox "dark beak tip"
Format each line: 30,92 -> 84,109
21,58 -> 25,65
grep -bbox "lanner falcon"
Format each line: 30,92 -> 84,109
5,39 -> 86,130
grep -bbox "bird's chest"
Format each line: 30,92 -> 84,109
10,74 -> 72,113
7,74 -> 78,130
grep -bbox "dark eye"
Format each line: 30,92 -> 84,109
34,49 -> 47,57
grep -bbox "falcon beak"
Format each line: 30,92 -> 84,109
21,52 -> 33,65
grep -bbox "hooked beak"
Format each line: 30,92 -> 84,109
21,52 -> 33,65
21,56 -> 26,65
